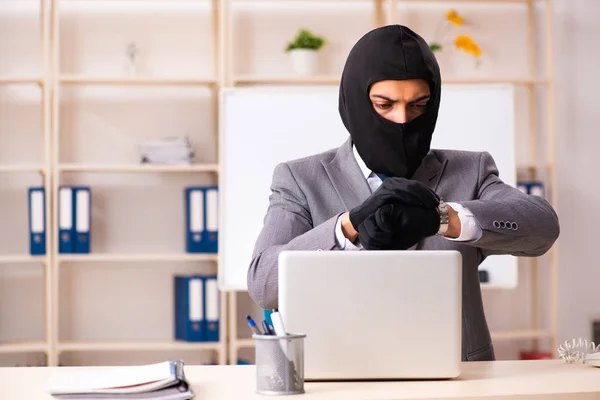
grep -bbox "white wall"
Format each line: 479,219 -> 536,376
0,0 -> 595,366
553,0 -> 600,347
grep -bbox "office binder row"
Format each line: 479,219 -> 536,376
28,185 -> 217,255
174,275 -> 220,342
185,186 -> 218,253
58,186 -> 92,254
27,186 -> 92,255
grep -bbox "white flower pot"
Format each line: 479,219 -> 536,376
289,49 -> 318,75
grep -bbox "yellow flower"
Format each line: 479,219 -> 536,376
469,42 -> 482,58
455,35 -> 482,58
446,9 -> 464,26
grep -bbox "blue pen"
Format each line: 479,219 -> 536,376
246,315 -> 263,335
262,320 -> 275,335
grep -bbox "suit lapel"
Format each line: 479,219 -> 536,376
322,138 -> 372,210
410,151 -> 447,193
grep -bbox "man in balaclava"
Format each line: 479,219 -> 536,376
340,24 -> 444,250
248,25 -> 559,361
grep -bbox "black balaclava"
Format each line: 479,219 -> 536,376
339,25 -> 442,178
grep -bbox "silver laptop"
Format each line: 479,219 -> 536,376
278,250 -> 462,381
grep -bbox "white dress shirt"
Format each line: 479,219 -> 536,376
335,146 -> 483,250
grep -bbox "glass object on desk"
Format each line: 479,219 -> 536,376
254,333 -> 306,395
124,43 -> 139,76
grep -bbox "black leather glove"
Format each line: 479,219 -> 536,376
358,203 -> 440,250
349,177 -> 440,231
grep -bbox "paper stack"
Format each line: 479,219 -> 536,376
46,360 -> 194,400
140,137 -> 195,165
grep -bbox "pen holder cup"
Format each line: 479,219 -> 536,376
253,333 -> 306,396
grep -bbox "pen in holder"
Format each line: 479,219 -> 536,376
253,333 -> 306,395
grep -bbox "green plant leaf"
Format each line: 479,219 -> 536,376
285,29 -> 326,52
429,43 -> 443,52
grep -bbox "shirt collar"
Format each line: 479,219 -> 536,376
352,144 -> 375,180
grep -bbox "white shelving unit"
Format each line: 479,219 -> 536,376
45,0 -> 226,367
0,0 -> 53,363
1,0 -> 556,366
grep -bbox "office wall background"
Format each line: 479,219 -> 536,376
553,0 -> 600,350
0,0 -> 595,365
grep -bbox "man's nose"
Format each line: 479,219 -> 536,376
389,106 -> 407,124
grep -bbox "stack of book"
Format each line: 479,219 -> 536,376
139,137 -> 195,165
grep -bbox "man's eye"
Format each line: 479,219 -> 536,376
375,103 -> 392,110
412,103 -> 428,109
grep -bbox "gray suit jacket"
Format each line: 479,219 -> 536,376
247,137 -> 559,361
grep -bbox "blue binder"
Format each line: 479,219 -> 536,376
528,181 -> 545,198
73,186 -> 91,254
203,187 -> 219,254
185,188 -> 205,253
58,186 -> 74,253
516,181 -> 545,199
204,275 -> 220,342
28,187 -> 46,255
174,275 -> 206,342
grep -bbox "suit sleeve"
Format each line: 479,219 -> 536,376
247,162 -> 341,310
458,151 -> 560,257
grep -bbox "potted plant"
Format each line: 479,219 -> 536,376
285,29 -> 326,75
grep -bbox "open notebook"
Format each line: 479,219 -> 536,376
46,360 -> 194,400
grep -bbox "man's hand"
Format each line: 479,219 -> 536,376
341,212 -> 359,242
348,178 -> 440,231
357,203 -> 439,250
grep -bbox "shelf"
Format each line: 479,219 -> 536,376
491,329 -> 552,341
57,341 -> 221,352
234,338 -> 255,349
481,283 -> 517,290
234,75 -> 548,86
235,331 -> 552,347
234,75 -> 341,86
0,341 -> 48,354
443,78 -> 548,85
58,163 -> 219,173
0,255 -> 47,264
232,0 -> 528,3
58,253 -> 218,263
396,0 -> 529,3
0,165 -> 46,173
0,77 -> 43,86
60,75 -> 216,86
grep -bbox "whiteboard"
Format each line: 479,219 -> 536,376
218,85 -> 517,291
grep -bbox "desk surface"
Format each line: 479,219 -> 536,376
1,360 -> 599,400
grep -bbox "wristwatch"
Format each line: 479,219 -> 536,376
436,199 -> 450,236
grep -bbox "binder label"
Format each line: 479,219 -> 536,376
31,190 -> 44,233
205,278 -> 219,321
76,189 -> 90,232
206,189 -> 218,232
189,278 -> 203,322
59,187 -> 73,229
190,191 -> 204,234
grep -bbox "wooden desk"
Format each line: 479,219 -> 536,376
0,360 -> 599,399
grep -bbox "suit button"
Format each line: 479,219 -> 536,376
511,222 -> 518,230
493,221 -> 500,228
